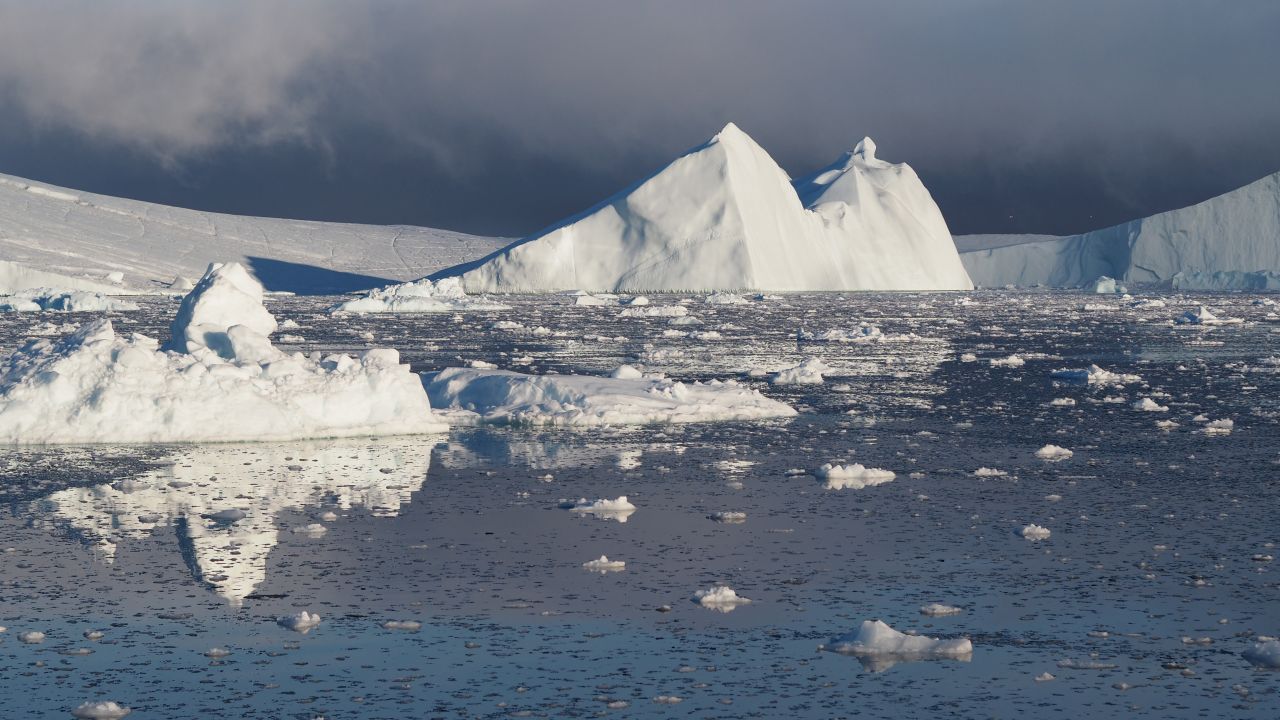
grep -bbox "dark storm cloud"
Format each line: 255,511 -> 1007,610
1,0 -> 1278,236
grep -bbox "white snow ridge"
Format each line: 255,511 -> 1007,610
432,124 -> 972,292
0,262 -> 447,443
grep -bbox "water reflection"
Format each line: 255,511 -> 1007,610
26,437 -> 437,604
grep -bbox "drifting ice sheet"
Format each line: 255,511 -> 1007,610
0,262 -> 446,443
423,367 -> 796,426
331,277 -> 510,314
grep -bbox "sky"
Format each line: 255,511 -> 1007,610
1,0 -> 1278,239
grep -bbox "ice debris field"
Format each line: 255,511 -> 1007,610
0,280 -> 1278,719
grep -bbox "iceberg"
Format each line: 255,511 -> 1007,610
959,170 -> 1280,288
432,124 -> 972,292
0,262 -> 445,443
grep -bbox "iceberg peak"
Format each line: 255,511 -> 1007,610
853,136 -> 877,161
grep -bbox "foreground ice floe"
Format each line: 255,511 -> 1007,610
0,262 -> 445,443
1174,305 -> 1243,326
277,610 -> 323,634
423,367 -> 796,426
331,277 -> 510,313
1034,444 -> 1074,461
569,496 -> 637,523
70,701 -> 132,719
919,603 -> 964,616
1021,524 -> 1052,540
0,289 -> 138,313
694,585 -> 752,612
823,620 -> 972,671
815,463 -> 896,490
582,555 -> 627,573
1243,639 -> 1280,668
1050,364 -> 1143,385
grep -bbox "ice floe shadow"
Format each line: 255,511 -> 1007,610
243,256 -> 396,295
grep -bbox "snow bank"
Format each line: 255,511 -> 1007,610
423,367 -> 796,426
433,124 -> 972,292
960,170 -> 1280,288
815,463 -> 896,490
0,289 -> 139,313
0,262 -> 446,443
331,277 -> 510,313
824,620 -> 972,659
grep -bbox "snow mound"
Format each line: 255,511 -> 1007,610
824,620 -> 972,660
960,170 -> 1280,288
694,585 -> 752,611
423,367 -> 796,426
815,463 -> 896,490
0,289 -> 139,313
0,262 -> 446,443
433,123 -> 972,292
1051,364 -> 1142,385
331,277 -> 510,314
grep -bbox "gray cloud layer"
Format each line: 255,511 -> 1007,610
1,0 -> 1278,236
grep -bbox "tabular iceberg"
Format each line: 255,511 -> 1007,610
959,170 -> 1280,288
0,262 -> 445,444
431,123 -> 972,293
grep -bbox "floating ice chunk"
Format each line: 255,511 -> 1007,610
694,585 -> 752,612
571,496 -> 637,523
0,289 -> 139,313
990,354 -> 1025,368
771,357 -> 832,385
708,511 -> 747,523
920,603 -> 964,616
1174,305 -> 1242,326
653,695 -> 683,704
620,305 -> 687,318
1057,658 -> 1117,669
1049,397 -> 1076,407
1244,639 -> 1280,668
1092,276 -> 1117,294
798,325 -> 882,343
815,463 -> 896,490
290,523 -> 327,536
609,365 -> 643,379
582,555 -> 626,573
1128,298 -> 1166,309
18,630 -> 45,643
1035,672 -> 1056,682
1051,364 -> 1142,385
277,610 -> 322,634
959,352 -> 978,362
70,701 -> 132,719
823,620 -> 972,662
1199,418 -> 1234,435
381,620 -> 422,631
704,292 -> 749,305
332,277 -> 509,313
973,467 -> 1007,477
1045,494 -> 1063,502
0,263 -> 446,444
424,367 -> 795,426
204,647 -> 231,658
1132,397 -> 1168,412
1021,524 -> 1052,540
1035,444 -> 1073,461
208,508 -> 247,522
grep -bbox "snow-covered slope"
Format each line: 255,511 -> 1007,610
959,171 -> 1280,288
0,172 -> 508,294
434,124 -> 972,293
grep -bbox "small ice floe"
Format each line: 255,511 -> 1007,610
83,630 -> 104,641
771,357 -> 832,385
959,353 -> 978,362
207,508 -> 247,522
330,277 -> 509,313
70,701 -> 132,719
1045,494 -> 1063,503
1035,444 -> 1073,461
317,511 -> 338,522
1035,672 -> 1056,682
620,305 -> 687,318
1243,639 -> 1280,668
704,292 -> 748,305
277,610 -> 322,634
919,603 -> 964,617
1174,306 -> 1242,326
290,523 -> 328,536
1156,419 -> 1179,430
708,511 -> 747,523
1051,364 -> 1142,385
582,555 -> 626,573
814,463 -> 895,490
973,467 -> 1007,477
570,496 -> 637,523
467,359 -> 497,369
1132,397 -> 1168,412
204,647 -> 231,658
989,354 -> 1025,368
1020,524 -> 1052,541
1049,397 -> 1076,407
609,364 -> 643,379
1057,658 -> 1117,670
694,586 -> 752,612
1092,276 -> 1118,294
797,325 -> 882,343
822,620 -> 972,671
1128,298 -> 1166,309
652,695 -> 683,704
381,620 -> 422,631
18,630 -> 46,644
1198,418 -> 1234,436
